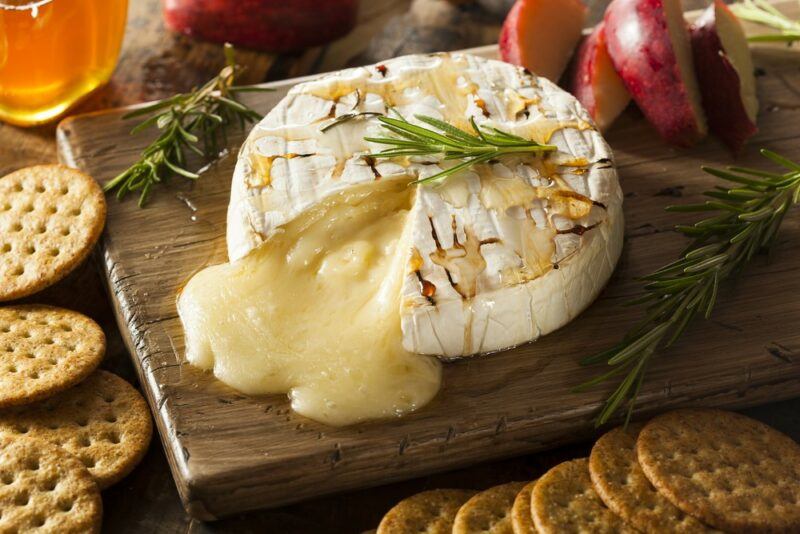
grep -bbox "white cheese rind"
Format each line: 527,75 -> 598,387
227,52 -> 624,359
402,201 -> 623,357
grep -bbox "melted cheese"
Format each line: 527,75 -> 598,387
178,181 -> 441,426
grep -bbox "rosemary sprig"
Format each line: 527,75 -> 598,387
104,44 -> 268,207
731,0 -> 800,44
366,113 -> 556,185
579,149 -> 800,426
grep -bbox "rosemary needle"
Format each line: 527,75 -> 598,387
366,113 -> 556,185
578,149 -> 800,427
731,0 -> 800,44
104,44 -> 270,207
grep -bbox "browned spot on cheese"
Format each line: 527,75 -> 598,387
248,153 -> 313,187
331,160 -> 346,181
421,279 -> 436,298
505,89 -> 541,119
429,228 -> 486,300
547,189 -> 593,220
419,276 -> 437,305
519,221 -> 556,282
557,222 -> 600,236
362,155 -> 381,179
520,120 -> 593,145
475,98 -> 491,118
409,247 -> 424,272
429,217 -> 442,249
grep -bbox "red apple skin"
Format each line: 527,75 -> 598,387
604,0 -> 707,147
691,1 -> 758,153
499,1 -> 524,67
162,0 -> 358,52
499,0 -> 587,82
570,26 -> 602,120
569,22 -> 631,131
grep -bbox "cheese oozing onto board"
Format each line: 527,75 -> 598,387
179,52 -> 624,425
179,181 -> 441,425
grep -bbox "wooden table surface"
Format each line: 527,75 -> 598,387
3,0 -> 800,532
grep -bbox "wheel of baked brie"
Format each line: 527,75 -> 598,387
179,52 -> 623,425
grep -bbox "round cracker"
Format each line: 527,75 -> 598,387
453,481 -> 526,534
0,165 -> 106,301
590,423 -> 714,533
531,458 -> 637,534
510,480 -> 537,534
0,370 -> 152,490
637,409 -> 800,533
0,435 -> 101,533
377,489 -> 477,534
0,305 -> 105,408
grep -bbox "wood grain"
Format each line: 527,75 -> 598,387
56,4 -> 800,522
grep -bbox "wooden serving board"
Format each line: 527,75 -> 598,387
56,12 -> 800,519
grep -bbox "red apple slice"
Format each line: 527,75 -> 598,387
691,0 -> 759,153
499,0 -> 587,82
569,22 -> 631,131
604,0 -> 708,146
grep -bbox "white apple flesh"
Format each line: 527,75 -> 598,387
569,22 -> 631,131
604,0 -> 708,147
691,0 -> 759,153
499,0 -> 587,82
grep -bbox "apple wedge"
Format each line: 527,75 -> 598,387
499,0 -> 587,82
691,0 -> 759,153
569,22 -> 631,131
604,0 -> 707,146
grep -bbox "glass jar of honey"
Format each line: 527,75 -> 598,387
0,0 -> 129,127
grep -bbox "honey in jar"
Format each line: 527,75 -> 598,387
0,0 -> 129,126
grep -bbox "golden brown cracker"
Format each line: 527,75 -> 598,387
377,489 -> 477,534
637,408 -> 800,533
0,434 -> 101,533
0,305 -> 104,407
452,481 -> 526,534
0,165 -> 105,301
510,480 -> 537,534
531,458 -> 636,534
0,370 -> 152,490
590,423 -> 714,533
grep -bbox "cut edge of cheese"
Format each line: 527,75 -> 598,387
181,180 -> 443,426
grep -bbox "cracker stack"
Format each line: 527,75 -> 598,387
0,166 -> 153,531
374,409 -> 800,533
